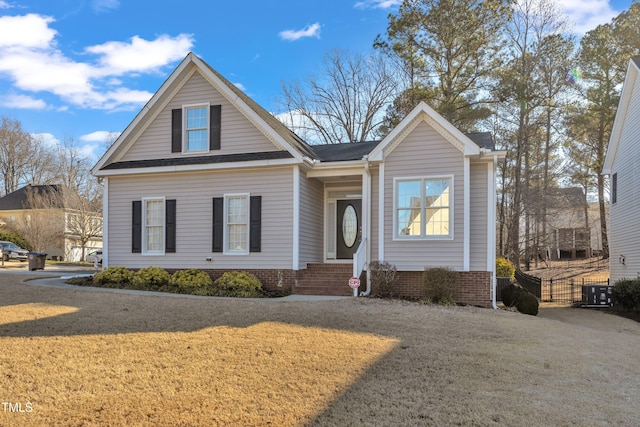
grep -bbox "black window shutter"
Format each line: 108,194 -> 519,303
171,109 -> 182,153
132,201 -> 142,253
212,197 -> 223,252
250,196 -> 261,252
210,105 -> 221,150
165,199 -> 176,253
612,173 -> 617,204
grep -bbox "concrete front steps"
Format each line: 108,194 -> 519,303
293,263 -> 359,296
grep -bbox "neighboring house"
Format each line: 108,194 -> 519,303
603,56 -> 640,282
0,184 -> 103,261
91,53 -> 505,307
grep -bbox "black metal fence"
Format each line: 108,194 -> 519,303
498,270 -> 610,304
541,277 -> 610,304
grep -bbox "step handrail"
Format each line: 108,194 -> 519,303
353,238 -> 367,288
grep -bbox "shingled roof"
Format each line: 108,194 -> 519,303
0,184 -> 64,210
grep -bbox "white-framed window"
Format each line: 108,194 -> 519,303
224,193 -> 249,254
143,197 -> 165,255
184,103 -> 209,152
394,176 -> 453,239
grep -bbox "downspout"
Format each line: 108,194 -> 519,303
360,159 -> 372,296
491,154 -> 499,309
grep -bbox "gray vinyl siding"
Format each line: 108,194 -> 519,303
470,162 -> 489,271
609,79 -> 640,282
121,70 -> 278,162
383,121 -> 465,271
107,167 -> 294,269
299,172 -> 324,266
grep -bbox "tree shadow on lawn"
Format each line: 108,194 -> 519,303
2,275 -> 640,426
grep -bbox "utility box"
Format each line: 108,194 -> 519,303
582,285 -> 613,307
28,252 -> 47,271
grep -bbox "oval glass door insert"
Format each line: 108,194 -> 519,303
342,205 -> 358,248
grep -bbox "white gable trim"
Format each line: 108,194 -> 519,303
603,58 -> 640,175
369,101 -> 481,162
93,59 -> 197,174
190,55 -> 304,162
92,53 -> 305,175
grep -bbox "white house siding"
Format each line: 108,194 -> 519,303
121,70 -> 278,162
382,121 -> 465,271
370,166 -> 380,262
609,80 -> 640,282
107,166 -> 294,270
298,171 -> 324,267
470,162 -> 489,271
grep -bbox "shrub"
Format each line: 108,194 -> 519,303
496,257 -> 515,279
516,292 -> 539,316
501,283 -> 524,307
0,229 -> 32,251
93,266 -> 134,287
422,267 -> 457,304
501,283 -> 538,315
132,266 -> 171,290
213,271 -> 263,298
170,269 -> 213,294
370,261 -> 398,298
612,278 -> 640,312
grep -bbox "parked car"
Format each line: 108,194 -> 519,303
86,250 -> 102,264
0,241 -> 29,262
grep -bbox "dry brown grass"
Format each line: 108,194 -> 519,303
1,273 -> 640,426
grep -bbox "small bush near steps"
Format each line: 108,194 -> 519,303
370,261 -> 398,298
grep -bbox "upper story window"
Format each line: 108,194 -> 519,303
185,104 -> 209,152
395,176 -> 453,239
172,104 -> 221,154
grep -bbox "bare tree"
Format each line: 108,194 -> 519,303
279,50 -> 399,144
16,185 -> 65,253
64,182 -> 103,261
0,117 -> 33,195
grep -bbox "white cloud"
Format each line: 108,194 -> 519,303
0,14 -> 57,48
557,0 -> 621,34
86,34 -> 194,75
0,13 -> 193,110
279,23 -> 321,41
234,82 -> 247,92
354,0 -> 402,9
30,132 -> 60,149
0,1 -> 11,9
0,93 -> 47,109
80,130 -> 121,142
92,0 -> 119,13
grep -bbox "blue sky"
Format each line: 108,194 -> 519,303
0,0 -> 635,160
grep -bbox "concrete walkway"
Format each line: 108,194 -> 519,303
1,266 -> 350,302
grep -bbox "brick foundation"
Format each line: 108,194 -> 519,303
161,267 -> 492,306
394,270 -> 493,308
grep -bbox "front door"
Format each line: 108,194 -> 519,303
336,199 -> 362,259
